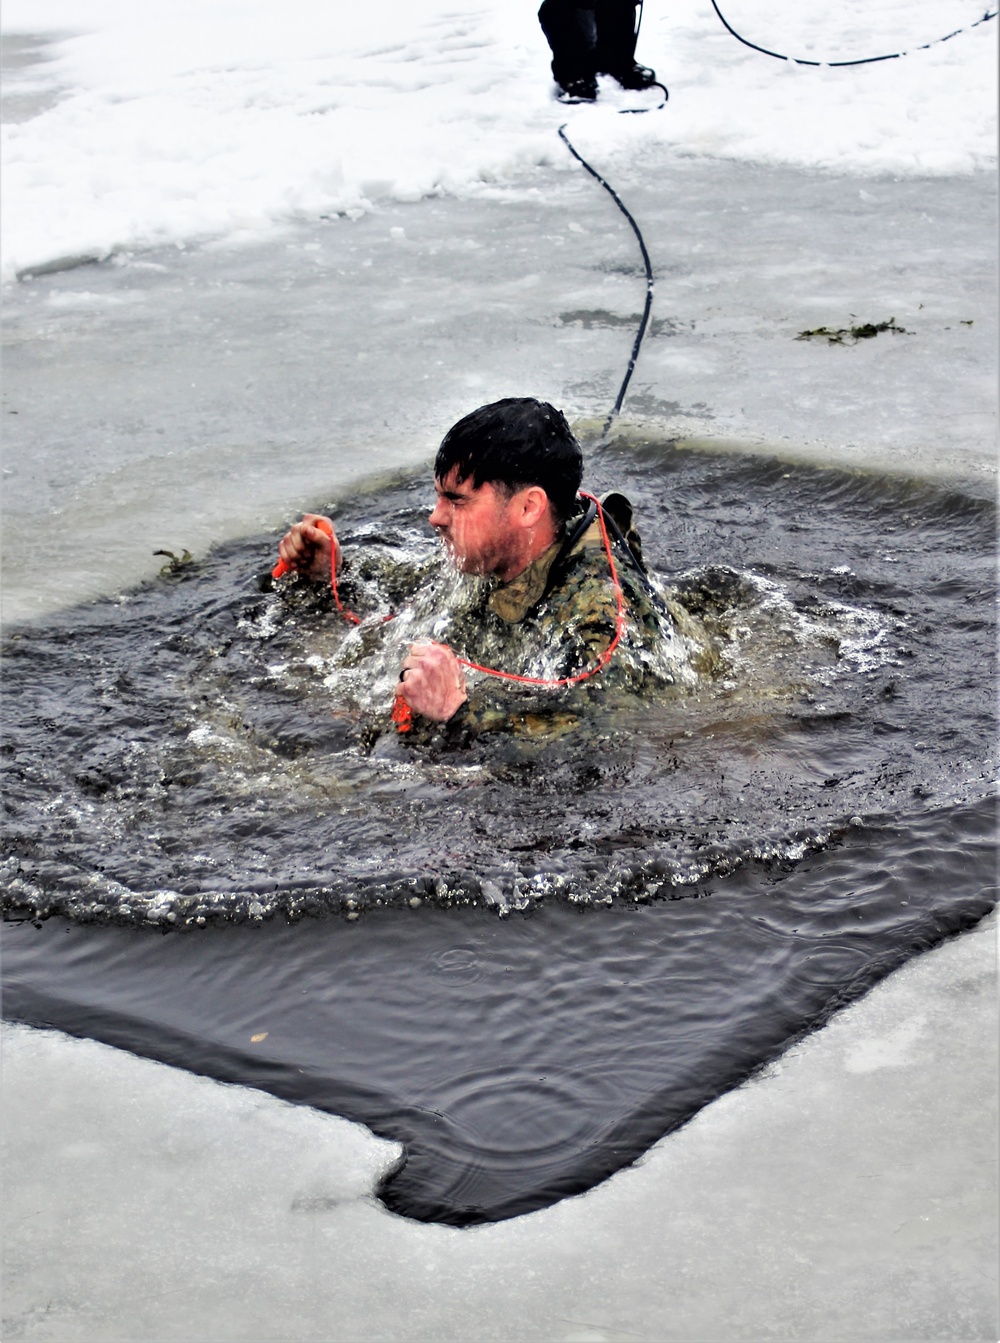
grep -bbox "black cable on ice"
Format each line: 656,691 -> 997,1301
707,0 -> 997,68
557,125 -> 655,441
555,2 -> 996,434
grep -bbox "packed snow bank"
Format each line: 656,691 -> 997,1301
2,0 -> 996,278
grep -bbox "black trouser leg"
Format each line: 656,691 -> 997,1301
594,0 -> 640,75
538,0 -> 598,83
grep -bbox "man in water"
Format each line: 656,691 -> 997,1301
276,398 -> 672,741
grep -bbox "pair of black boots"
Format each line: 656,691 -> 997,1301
538,0 -> 658,101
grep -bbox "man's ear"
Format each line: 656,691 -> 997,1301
516,485 -> 551,528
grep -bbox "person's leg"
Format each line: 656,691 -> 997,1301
593,0 -> 637,71
538,0 -> 599,96
594,0 -> 658,88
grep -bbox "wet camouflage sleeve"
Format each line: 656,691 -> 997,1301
406,541 -> 671,747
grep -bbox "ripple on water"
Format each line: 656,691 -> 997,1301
434,1065 -> 609,1160
430,945 -> 483,984
788,942 -> 875,987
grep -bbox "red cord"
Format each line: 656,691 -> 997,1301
272,519 -> 361,625
328,544 -> 361,626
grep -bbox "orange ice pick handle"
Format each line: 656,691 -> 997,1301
272,517 -> 334,579
391,691 -> 413,733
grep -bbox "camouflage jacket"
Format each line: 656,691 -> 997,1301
403,503 -> 675,746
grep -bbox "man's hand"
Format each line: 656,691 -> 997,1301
398,642 -> 467,723
276,514 -> 340,581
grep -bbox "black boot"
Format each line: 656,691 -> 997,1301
605,61 -> 658,90
557,73 -> 598,101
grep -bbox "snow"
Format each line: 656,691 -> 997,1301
2,0 -> 996,280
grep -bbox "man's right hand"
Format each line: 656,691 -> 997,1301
276,514 -> 340,582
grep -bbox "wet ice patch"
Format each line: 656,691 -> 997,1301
842,1015 -> 927,1073
44,287 -> 131,308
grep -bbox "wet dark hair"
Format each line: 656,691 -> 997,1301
434,398 -> 584,523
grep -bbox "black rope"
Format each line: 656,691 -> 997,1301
708,0 -> 997,68
558,125 -> 655,440
617,81 -> 669,113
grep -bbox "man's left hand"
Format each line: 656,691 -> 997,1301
399,643 -> 467,722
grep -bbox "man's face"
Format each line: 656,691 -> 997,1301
428,468 -> 520,577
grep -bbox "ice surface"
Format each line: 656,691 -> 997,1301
0,34 -> 66,125
3,914 -> 994,1341
2,163 -> 994,626
1,0 -> 996,279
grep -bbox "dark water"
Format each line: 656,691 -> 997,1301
2,440 -> 996,1224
